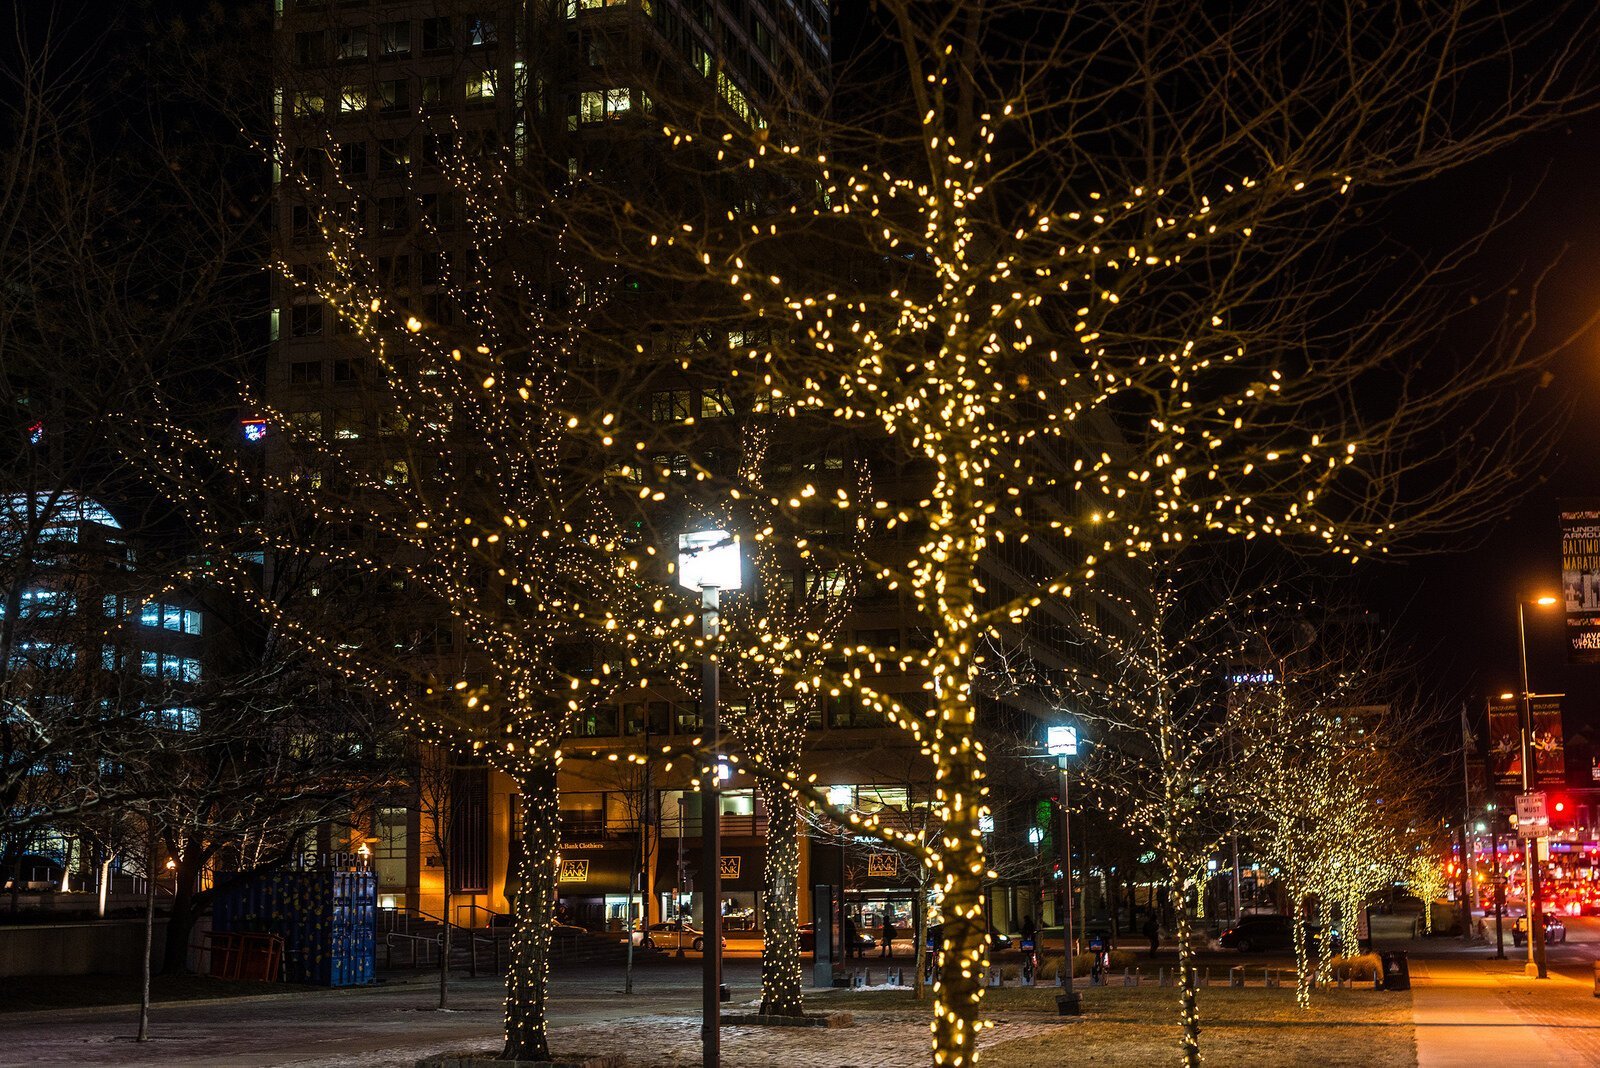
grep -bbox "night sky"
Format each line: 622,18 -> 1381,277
1364,110 -> 1600,745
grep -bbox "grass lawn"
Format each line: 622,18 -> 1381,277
809,984 -> 1416,1067
0,973 -> 303,1013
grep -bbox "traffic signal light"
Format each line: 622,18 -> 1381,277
1549,795 -> 1571,830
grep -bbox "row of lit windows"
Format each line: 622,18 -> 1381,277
139,651 -> 203,683
139,602 -> 203,636
649,388 -> 731,423
0,589 -> 75,619
289,68 -> 497,120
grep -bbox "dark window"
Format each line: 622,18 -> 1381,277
419,192 -> 456,228
423,291 -> 454,325
448,767 -> 490,893
290,359 -> 323,384
339,141 -> 367,177
291,147 -> 325,182
376,196 -> 409,233
332,358 -> 364,382
335,27 -> 368,60
420,251 -> 448,285
378,20 -> 410,55
289,305 -> 324,338
290,204 -> 314,239
376,254 -> 411,285
294,30 -> 327,65
377,137 -> 410,173
465,16 -> 496,46
421,75 -> 449,109
377,78 -> 410,113
421,16 -> 452,51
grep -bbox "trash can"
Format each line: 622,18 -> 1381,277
1380,951 -> 1410,991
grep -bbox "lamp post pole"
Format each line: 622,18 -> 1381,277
676,796 -> 687,960
678,527 -> 740,1066
1516,599 -> 1548,979
700,583 -> 723,1067
1490,802 -> 1504,959
1059,757 -> 1075,991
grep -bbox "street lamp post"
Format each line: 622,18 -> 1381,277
1516,595 -> 1557,980
679,529 -> 742,1068
1488,803 -> 1504,959
1046,724 -> 1078,1000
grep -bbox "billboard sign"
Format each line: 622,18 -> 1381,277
1560,500 -> 1600,662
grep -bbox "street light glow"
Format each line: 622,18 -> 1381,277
1535,595 -> 1558,607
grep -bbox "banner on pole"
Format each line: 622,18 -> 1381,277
1487,697 -> 1522,786
1487,695 -> 1564,786
1560,499 -> 1600,663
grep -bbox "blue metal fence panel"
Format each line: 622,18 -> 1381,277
212,869 -> 376,986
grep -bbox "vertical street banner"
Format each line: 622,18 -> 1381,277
1485,695 -> 1565,786
1486,696 -> 1522,785
1559,499 -> 1600,663
1532,696 -> 1565,785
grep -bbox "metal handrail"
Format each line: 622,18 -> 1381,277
453,903 -> 506,931
377,904 -> 448,934
384,930 -> 441,969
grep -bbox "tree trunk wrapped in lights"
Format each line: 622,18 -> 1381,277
756,769 -> 804,1016
503,760 -> 561,1062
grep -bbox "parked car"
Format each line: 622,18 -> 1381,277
630,920 -> 725,953
1218,914 -> 1297,952
798,922 -> 877,954
1513,912 -> 1566,946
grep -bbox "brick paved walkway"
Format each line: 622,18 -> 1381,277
1411,956 -> 1600,1067
536,1012 -> 1072,1068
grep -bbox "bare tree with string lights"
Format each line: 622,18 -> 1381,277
140,123 -> 695,1057
541,2 -> 1599,1058
1233,654 -> 1437,1008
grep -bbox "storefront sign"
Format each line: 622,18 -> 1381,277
559,859 -> 591,882
867,853 -> 899,878
718,855 -> 740,880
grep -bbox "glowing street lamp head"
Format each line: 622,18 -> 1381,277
1499,692 -> 1515,701
1535,595 -> 1558,607
677,529 -> 743,591
1046,723 -> 1078,757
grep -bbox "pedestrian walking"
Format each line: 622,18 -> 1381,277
845,914 -> 859,959
880,908 -> 897,957
1143,914 -> 1160,957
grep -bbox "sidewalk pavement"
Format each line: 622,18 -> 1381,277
1411,955 -> 1600,1067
